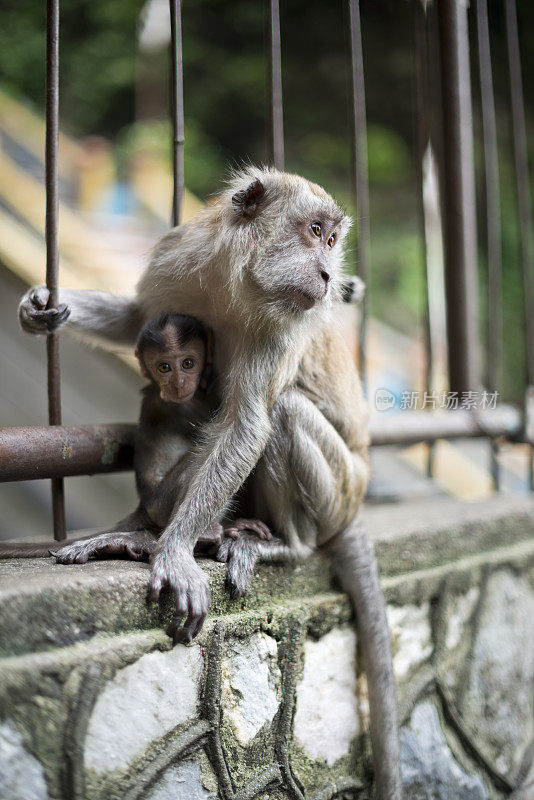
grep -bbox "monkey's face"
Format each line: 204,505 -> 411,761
262,216 -> 348,312
229,171 -> 351,315
140,334 -> 206,404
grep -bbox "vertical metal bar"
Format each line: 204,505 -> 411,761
269,0 -> 284,170
46,0 -> 66,541
476,0 -> 502,490
170,0 -> 184,227
413,0 -> 435,478
504,0 -> 534,491
437,0 -> 480,394
348,0 -> 370,389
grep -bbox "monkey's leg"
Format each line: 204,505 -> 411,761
51,508 -> 160,564
330,519 -> 401,800
19,286 -> 142,348
256,391 -> 401,800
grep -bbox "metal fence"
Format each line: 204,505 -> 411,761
0,0 -> 531,540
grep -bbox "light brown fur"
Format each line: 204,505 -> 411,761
18,168 -> 400,799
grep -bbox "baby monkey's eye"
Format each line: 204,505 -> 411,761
311,222 -> 322,238
327,234 -> 335,248
157,363 -> 171,373
182,358 -> 195,370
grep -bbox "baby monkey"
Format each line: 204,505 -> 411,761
132,312 -> 272,551
3,313 -> 270,562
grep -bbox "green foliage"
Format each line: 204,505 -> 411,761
1,0 -> 533,399
117,118 -> 225,197
367,125 -> 410,185
0,0 -> 138,135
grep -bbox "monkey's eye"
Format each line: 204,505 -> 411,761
311,222 -> 322,238
327,234 -> 335,248
182,358 -> 195,370
157,362 -> 171,373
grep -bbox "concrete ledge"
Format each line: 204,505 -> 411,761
1,496 -> 533,659
1,496 -> 534,800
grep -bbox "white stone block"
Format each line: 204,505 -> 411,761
147,760 -> 216,800
401,702 -> 488,799
84,645 -> 203,774
293,626 -> 359,765
387,603 -> 432,680
0,722 -> 49,800
221,632 -> 281,746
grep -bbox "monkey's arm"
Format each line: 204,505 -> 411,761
148,393 -> 273,643
19,285 -> 143,349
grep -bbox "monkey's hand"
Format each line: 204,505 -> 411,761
148,547 -> 210,644
216,533 -> 291,599
19,285 -> 70,335
223,518 -> 273,541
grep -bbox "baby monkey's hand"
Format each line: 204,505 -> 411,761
223,518 -> 273,541
195,518 -> 272,556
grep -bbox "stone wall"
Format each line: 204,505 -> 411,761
1,496 -> 534,800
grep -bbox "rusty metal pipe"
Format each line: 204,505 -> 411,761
0,409 -> 524,482
0,426 -> 136,482
45,0 -> 66,540
169,0 -> 184,227
437,0 -> 480,393
348,0 -> 370,390
370,406 -> 522,447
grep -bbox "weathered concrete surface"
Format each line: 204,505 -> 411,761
0,497 -> 533,800
1,495 -> 533,658
147,759 -> 216,800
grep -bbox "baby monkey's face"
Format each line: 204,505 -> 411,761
140,327 -> 206,404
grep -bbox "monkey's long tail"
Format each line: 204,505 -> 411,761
331,516 -> 402,800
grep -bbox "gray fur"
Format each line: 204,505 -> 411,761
18,167 -> 400,799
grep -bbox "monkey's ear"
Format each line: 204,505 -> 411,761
231,179 -> 265,219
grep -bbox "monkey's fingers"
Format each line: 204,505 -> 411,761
215,539 -> 232,563
166,612 -> 187,643
52,546 -> 90,564
26,305 -> 70,332
225,535 -> 260,598
232,518 -> 273,540
169,584 -> 209,644
223,527 -> 240,540
124,544 -> 149,561
29,285 -> 49,309
147,575 -> 164,603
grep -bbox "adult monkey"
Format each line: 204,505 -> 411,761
19,168 -> 401,799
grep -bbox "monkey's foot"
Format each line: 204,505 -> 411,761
148,548 -> 210,645
217,533 -> 294,599
223,518 -> 273,541
51,529 -> 158,564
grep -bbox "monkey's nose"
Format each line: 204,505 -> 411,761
320,270 -> 330,285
